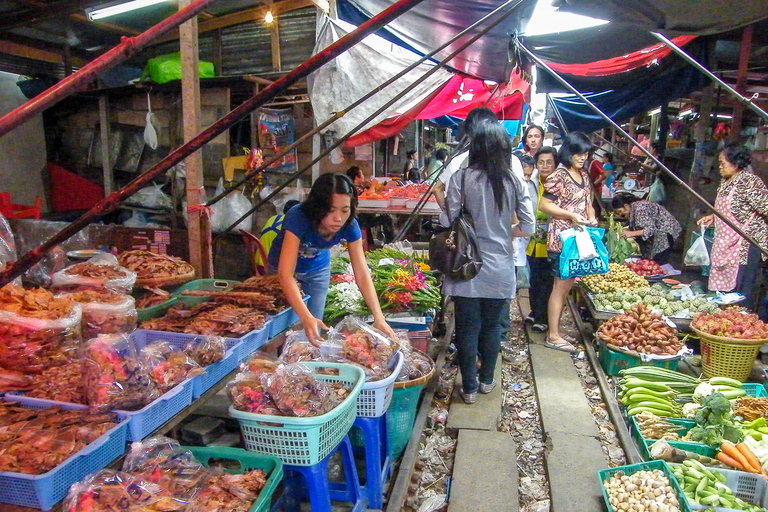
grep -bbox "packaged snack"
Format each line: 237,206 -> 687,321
325,316 -> 396,379
27,361 -> 86,403
140,340 -> 204,393
184,335 -> 226,366
83,334 -> 159,413
241,351 -> 281,374
51,253 -> 137,294
186,470 -> 268,512
63,469 -> 185,512
226,371 -> 283,415
57,289 -> 137,339
279,330 -> 321,363
264,363 -> 348,417
391,332 -> 433,381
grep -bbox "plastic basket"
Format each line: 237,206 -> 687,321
386,384 -> 424,459
131,329 -> 241,399
598,343 -> 680,376
597,460 -> 692,512
743,382 -> 767,398
670,464 -> 768,511
357,352 -> 404,418
629,416 -> 717,461
119,378 -> 193,441
186,446 -> 283,512
696,329 -> 763,382
172,279 -> 241,306
136,295 -> 178,323
229,362 -> 365,466
266,295 -> 309,339
0,397 -> 130,510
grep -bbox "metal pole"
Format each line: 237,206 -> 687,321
0,0 -> 219,138
223,0 -> 527,233
209,0 -> 524,207
650,32 -> 768,121
516,38 -> 768,259
0,0 -> 429,287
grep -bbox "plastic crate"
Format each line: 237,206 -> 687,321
386,384 -> 424,459
743,382 -> 767,398
266,295 -> 310,339
629,416 -> 717,461
598,460 -> 692,512
172,279 -> 241,306
0,397 -> 129,510
670,464 -> 768,511
136,295 -> 178,323
229,362 -> 365,466
186,446 -> 283,512
119,378 -> 193,441
131,329 -> 241,399
598,344 -> 680,376
357,352 -> 404,418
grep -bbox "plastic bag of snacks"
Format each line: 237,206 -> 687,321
184,335 -> 226,366
227,370 -> 283,415
51,253 -> 137,294
264,363 -> 347,417
140,340 -> 204,393
57,289 -> 137,339
241,351 -> 282,374
83,334 -> 159,413
325,316 -> 396,379
27,361 -> 86,403
0,285 -> 82,373
280,330 -> 321,363
63,469 -> 182,512
186,470 -> 268,512
392,331 -> 433,381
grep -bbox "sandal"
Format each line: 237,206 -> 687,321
531,323 -> 548,333
543,337 -> 578,354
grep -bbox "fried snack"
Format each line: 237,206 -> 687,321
118,250 -> 194,279
184,335 -> 226,366
63,470 -> 186,512
135,290 -> 171,309
141,302 -> 266,338
52,261 -> 137,294
58,289 -> 137,339
27,362 -> 86,403
140,341 -> 204,393
231,275 -> 298,310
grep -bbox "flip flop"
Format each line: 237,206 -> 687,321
543,338 -> 578,354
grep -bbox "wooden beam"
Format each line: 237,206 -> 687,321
151,0 -> 313,45
0,39 -> 88,67
0,32 -> 91,63
270,19 -> 281,72
730,24 -> 753,142
98,94 -> 113,195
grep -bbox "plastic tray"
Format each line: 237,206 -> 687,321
229,362 -> 365,466
172,278 -> 241,306
186,446 -> 283,512
357,351 -> 404,418
136,295 -> 178,323
743,382 -> 767,398
358,199 -> 391,208
266,295 -> 309,339
0,397 -> 130,510
131,329 -> 242,399
598,343 -> 680,376
670,464 -> 768,511
598,460 -> 692,512
629,416 -> 717,461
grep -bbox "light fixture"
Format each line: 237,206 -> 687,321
648,107 -> 662,116
264,9 -> 274,23
716,114 -> 733,119
678,108 -> 694,118
86,0 -> 170,21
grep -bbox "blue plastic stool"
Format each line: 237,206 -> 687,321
279,435 -> 367,512
351,415 -> 392,509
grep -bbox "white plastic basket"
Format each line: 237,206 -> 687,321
356,351 -> 404,417
678,465 -> 768,511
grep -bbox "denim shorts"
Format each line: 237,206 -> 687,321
547,251 -> 561,278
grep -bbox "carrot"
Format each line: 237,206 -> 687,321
717,451 -> 747,471
737,443 -> 764,474
721,441 -> 756,472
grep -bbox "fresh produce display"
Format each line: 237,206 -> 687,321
648,439 -> 722,466
671,460 -> 764,511
618,379 -> 682,418
58,288 -> 137,339
634,411 -> 683,441
618,367 -> 701,410
140,340 -> 204,393
117,250 -> 195,280
0,285 -> 82,374
732,397 -> 768,422
604,213 -> 634,264
687,392 -> 743,446
597,304 -> 683,356
592,285 -> 719,317
582,262 -> 648,292
715,440 -> 767,476
691,310 -> 768,339
743,434 -> 768,470
0,401 -> 120,474
601,468 -> 681,512
625,259 -> 666,277
27,362 -> 86,403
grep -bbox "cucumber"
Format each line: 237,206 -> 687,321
624,393 -> 675,406
720,388 -> 747,399
628,400 -> 675,412
708,376 -> 743,388
627,405 -> 673,417
699,494 -> 720,506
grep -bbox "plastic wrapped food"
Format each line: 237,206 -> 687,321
63,470 -> 186,512
140,340 -> 204,393
326,316 -> 396,379
135,288 -> 171,309
227,371 -> 283,415
186,470 -> 268,512
51,253 -> 137,294
241,351 -> 282,374
391,332 -> 433,381
117,250 -> 194,280
0,285 -> 82,374
184,335 -> 226,366
27,361 -> 86,403
57,289 -> 137,339
0,212 -> 21,287
83,334 -> 159,413
265,363 -> 347,417
280,330 -> 321,363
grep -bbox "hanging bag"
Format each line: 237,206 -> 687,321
428,169 -> 483,280
684,226 -> 711,266
558,227 -> 609,279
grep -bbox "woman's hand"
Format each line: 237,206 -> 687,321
697,214 -> 715,227
300,315 -> 329,347
570,212 -> 589,226
372,317 -> 398,342
620,229 -> 636,239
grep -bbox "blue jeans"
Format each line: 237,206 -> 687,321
268,264 -> 330,321
453,296 -> 505,394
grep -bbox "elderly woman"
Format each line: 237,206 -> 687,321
697,144 -> 768,308
612,193 -> 681,265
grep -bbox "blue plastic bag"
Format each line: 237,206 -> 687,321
559,227 -> 609,279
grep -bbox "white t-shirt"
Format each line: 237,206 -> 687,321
439,150 -> 527,185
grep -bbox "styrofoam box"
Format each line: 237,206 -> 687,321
406,199 -> 440,210
359,199 -> 391,208
390,197 -> 409,206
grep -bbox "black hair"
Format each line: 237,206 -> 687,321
301,173 -> 357,230
557,132 -> 593,170
518,154 -> 535,168
406,149 -> 417,159
345,166 -> 361,181
534,146 -> 559,167
522,124 -> 545,152
463,107 -> 498,139
468,121 -> 513,213
435,148 -> 448,161
611,193 -> 641,209
720,143 -> 752,170
602,153 -> 613,163
283,199 -> 301,214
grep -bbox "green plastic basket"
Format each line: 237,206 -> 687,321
186,446 -> 283,512
629,416 -> 717,461
386,384 -> 424,460
598,344 -> 680,376
229,362 -> 365,466
136,295 -> 178,323
597,460 -> 693,512
172,279 -> 241,306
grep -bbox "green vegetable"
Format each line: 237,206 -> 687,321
688,392 -> 744,446
604,213 -> 633,263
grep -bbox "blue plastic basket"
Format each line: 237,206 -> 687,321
118,378 -> 193,441
744,382 -> 767,398
0,397 -> 129,510
238,326 -> 269,360
266,296 -> 309,339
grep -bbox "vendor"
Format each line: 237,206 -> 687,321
268,173 -> 397,345
697,144 -> 768,307
612,193 -> 681,265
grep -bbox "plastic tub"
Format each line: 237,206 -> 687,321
597,460 -> 692,512
172,279 -> 241,306
357,352 -> 404,418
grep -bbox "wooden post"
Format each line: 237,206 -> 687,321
687,84 -> 715,239
730,24 -> 753,142
179,0 -> 213,278
270,18 -> 282,72
98,94 -> 113,195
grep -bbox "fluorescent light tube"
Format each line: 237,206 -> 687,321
87,0 -> 170,21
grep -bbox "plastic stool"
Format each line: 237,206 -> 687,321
351,415 -> 392,509
279,435 -> 367,512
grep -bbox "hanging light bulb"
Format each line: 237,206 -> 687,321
264,9 -> 274,23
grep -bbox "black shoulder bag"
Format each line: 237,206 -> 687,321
428,168 -> 483,280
